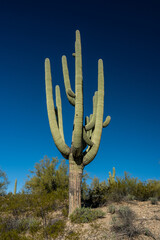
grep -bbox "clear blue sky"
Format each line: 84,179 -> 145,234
0,0 -> 159,193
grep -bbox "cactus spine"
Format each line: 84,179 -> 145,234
45,30 -> 111,215
14,179 -> 17,195
107,167 -> 116,185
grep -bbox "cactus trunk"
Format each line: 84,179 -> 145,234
44,30 -> 111,216
14,179 -> 17,195
69,153 -> 83,215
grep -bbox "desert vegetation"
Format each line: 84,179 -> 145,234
0,156 -> 160,239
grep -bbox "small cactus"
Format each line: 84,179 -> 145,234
14,179 -> 17,195
107,167 -> 116,185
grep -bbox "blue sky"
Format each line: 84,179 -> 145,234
0,0 -> 160,193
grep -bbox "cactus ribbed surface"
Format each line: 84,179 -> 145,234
45,30 -> 111,215
107,167 -> 116,185
14,179 -> 17,195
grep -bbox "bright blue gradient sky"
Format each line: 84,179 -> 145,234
0,1 -> 160,193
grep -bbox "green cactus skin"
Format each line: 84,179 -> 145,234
72,30 -> 83,157
14,179 -> 17,195
55,85 -> 64,141
62,56 -> 75,106
107,167 -> 116,185
45,59 -> 70,159
85,91 -> 98,131
103,116 -> 111,128
44,30 -> 111,215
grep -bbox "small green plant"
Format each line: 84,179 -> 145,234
69,207 -> 105,223
62,204 -> 69,217
108,205 -> 116,214
65,231 -> 80,240
0,230 -> 28,240
0,168 -> 9,196
110,206 -> 140,237
149,197 -> 158,205
124,194 -> 136,201
141,227 -> 156,238
85,177 -> 108,207
44,219 -> 65,239
27,217 -> 41,235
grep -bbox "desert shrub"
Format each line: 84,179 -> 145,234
70,207 -> 105,223
124,194 -> 136,201
110,206 -> 141,237
108,205 -> 116,214
24,156 -> 69,194
84,177 -> 108,207
0,230 -> 28,240
0,215 -> 41,233
141,228 -> 156,238
133,181 -> 153,201
62,204 -> 69,217
0,168 -> 9,196
6,193 -> 32,216
65,231 -> 80,240
146,180 -> 160,200
129,179 -> 160,201
149,197 -> 158,205
0,193 -> 44,216
107,172 -> 138,201
106,172 -> 160,203
43,219 -> 65,239
21,217 -> 41,235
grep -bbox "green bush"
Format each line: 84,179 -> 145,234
83,177 -> 108,207
108,205 -> 116,214
149,197 -> 158,205
65,231 -> 80,240
0,216 -> 41,235
124,194 -> 136,201
0,230 -> 28,240
70,207 -> 105,223
62,204 -> 69,217
0,168 -> 9,196
110,206 -> 140,237
44,219 -> 65,239
24,156 -> 69,194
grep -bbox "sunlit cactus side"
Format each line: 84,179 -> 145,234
107,167 -> 116,185
14,179 -> 17,195
45,30 -> 111,215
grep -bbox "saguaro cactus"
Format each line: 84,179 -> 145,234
45,30 -> 111,215
107,167 -> 116,185
14,178 -> 17,195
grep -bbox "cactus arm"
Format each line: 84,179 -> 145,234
72,30 -> 83,157
103,115 -> 111,128
83,127 -> 94,147
113,167 -> 115,178
55,85 -> 65,141
67,88 -> 75,98
108,167 -> 116,185
85,91 -> 98,131
85,116 -> 90,138
45,58 -> 70,158
62,55 -> 75,106
89,114 -> 94,138
83,59 -> 105,166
